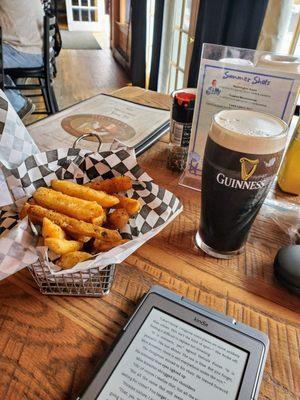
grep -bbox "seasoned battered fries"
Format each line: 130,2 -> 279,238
33,187 -> 104,222
114,195 -> 141,216
19,202 -> 31,220
23,175 -> 141,270
93,238 -> 128,252
44,238 -> 83,255
68,233 -> 91,243
42,217 -> 66,239
28,205 -> 122,242
87,176 -> 132,194
107,209 -> 129,230
51,180 -> 119,208
57,251 -> 91,269
19,198 -> 36,220
91,213 -> 106,226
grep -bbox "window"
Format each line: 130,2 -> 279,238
146,0 -> 156,86
272,1 -> 300,56
168,0 -> 193,93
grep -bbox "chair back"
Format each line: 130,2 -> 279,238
0,27 -> 4,90
43,14 -> 57,80
42,0 -> 57,16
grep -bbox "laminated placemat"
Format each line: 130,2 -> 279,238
0,145 -> 183,280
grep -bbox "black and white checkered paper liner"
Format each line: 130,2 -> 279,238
0,217 -> 38,280
0,90 -> 39,169
0,146 -> 182,278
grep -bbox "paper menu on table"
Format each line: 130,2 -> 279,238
95,96 -> 169,148
28,94 -> 170,151
60,95 -> 170,148
180,44 -> 300,191
190,59 -> 299,167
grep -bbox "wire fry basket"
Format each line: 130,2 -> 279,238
27,133 -> 116,297
27,261 -> 116,297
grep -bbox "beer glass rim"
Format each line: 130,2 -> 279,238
212,110 -> 288,140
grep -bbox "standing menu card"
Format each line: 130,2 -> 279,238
180,44 -> 300,191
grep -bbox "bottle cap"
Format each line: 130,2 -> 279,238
171,89 -> 196,123
175,92 -> 196,106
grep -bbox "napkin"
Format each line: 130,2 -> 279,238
0,90 -> 39,169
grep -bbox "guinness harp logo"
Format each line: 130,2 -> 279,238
240,157 -> 259,181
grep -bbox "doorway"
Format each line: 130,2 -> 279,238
66,0 -> 105,31
63,0 -> 110,49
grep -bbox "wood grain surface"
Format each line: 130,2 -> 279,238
0,87 -> 299,400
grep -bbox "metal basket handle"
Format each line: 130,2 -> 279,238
72,133 -> 103,152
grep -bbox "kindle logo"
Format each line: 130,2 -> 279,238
194,317 -> 208,327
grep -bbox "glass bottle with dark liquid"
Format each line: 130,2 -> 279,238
196,110 -> 288,259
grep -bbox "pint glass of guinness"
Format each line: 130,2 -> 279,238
196,110 -> 288,259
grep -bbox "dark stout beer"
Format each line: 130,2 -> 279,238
196,110 -> 287,258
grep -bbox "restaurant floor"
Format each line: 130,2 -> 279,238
24,48 -> 130,125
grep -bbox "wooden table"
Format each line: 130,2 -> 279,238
0,87 -> 299,400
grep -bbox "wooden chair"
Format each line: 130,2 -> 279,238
3,13 -> 59,115
42,0 -> 57,16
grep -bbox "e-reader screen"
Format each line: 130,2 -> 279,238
96,308 -> 249,400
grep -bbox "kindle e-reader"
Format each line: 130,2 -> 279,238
78,285 -> 269,400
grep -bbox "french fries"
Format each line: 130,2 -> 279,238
33,187 -> 104,222
19,202 -> 31,219
107,209 -> 129,230
22,175 -> 141,270
68,233 -> 91,243
93,238 -> 128,252
51,180 -> 119,208
114,195 -> 141,216
28,205 -> 122,242
19,198 -> 36,220
91,213 -> 106,226
44,238 -> 83,255
42,217 -> 66,239
87,176 -> 132,194
57,251 -> 91,269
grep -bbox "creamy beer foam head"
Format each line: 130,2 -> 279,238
210,110 -> 287,154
